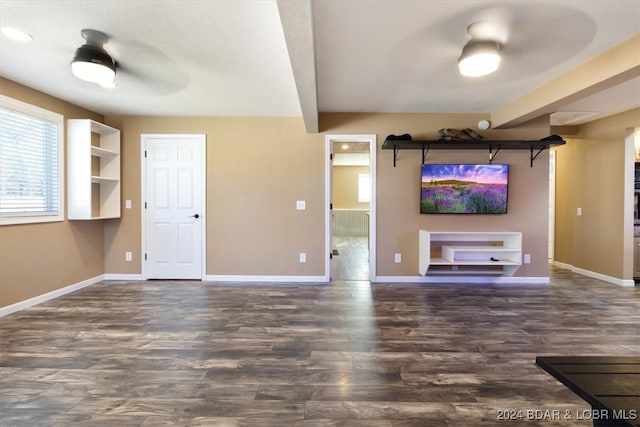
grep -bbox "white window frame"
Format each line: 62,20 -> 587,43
0,95 -> 64,225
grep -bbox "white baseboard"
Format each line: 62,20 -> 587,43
0,274 -> 104,317
204,275 -> 328,283
374,276 -> 550,285
553,261 -> 636,287
103,274 -> 145,281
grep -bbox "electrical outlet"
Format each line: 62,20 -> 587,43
299,252 -> 306,263
125,251 -> 132,261
296,200 -> 306,210
394,253 -> 402,263
524,254 -> 531,264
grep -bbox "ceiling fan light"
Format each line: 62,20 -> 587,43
458,41 -> 501,77
71,44 -> 116,84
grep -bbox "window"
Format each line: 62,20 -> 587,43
0,95 -> 64,225
358,173 -> 370,203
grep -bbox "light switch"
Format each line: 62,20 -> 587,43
577,207 -> 582,216
296,200 -> 306,210
125,199 -> 132,209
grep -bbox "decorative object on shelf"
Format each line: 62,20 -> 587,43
539,134 -> 564,143
438,128 -> 485,141
385,133 -> 412,141
478,119 -> 491,130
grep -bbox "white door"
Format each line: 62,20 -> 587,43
142,134 -> 205,279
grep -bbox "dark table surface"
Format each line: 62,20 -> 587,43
536,356 -> 640,427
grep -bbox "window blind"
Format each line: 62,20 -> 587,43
0,105 -> 61,217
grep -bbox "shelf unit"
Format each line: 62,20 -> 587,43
67,119 -> 121,220
381,137 -> 566,167
419,230 -> 522,276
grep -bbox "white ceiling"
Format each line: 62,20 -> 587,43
1,0 -> 639,132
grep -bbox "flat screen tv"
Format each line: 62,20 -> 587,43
420,164 -> 509,214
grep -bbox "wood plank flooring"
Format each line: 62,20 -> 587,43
0,268 -> 639,426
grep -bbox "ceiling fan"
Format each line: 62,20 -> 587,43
68,28 -> 189,95
71,29 -> 117,87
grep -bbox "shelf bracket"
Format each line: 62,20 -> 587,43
488,145 -> 502,164
421,144 -> 430,165
530,145 -> 546,167
393,144 -> 399,167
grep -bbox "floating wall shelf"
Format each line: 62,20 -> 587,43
381,137 -> 566,167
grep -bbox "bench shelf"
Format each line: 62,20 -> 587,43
419,230 -> 522,276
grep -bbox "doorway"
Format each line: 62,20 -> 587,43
141,134 -> 206,279
325,135 -> 376,282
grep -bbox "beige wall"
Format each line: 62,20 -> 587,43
333,166 -> 369,210
103,116 -> 325,276
103,113 -> 552,279
2,78 -> 579,309
320,113 -> 552,277
554,108 -> 640,280
0,78 -> 105,308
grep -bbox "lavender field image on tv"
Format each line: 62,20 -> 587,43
421,164 -> 508,214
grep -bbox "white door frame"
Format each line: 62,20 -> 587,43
325,134 -> 377,282
548,149 -> 555,262
140,134 -> 207,280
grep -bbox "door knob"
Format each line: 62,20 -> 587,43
191,213 -> 200,219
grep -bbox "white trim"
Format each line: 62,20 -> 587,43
0,95 -> 65,225
325,134 -> 377,282
141,134 -> 207,280
548,150 -> 555,261
623,128 -> 636,282
553,261 -> 636,287
0,275 -> 103,317
103,274 -> 145,281
205,275 -> 326,283
374,275 -> 550,285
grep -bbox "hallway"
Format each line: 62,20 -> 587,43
331,236 -> 369,281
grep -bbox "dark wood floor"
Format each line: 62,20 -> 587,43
1,268 -> 639,426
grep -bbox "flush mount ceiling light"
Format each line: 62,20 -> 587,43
71,29 -> 116,86
458,21 -> 505,78
1,27 -> 33,42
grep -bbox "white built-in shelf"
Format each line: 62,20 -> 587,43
90,146 -> 118,158
90,176 -> 120,184
419,230 -> 522,276
67,119 -> 121,220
